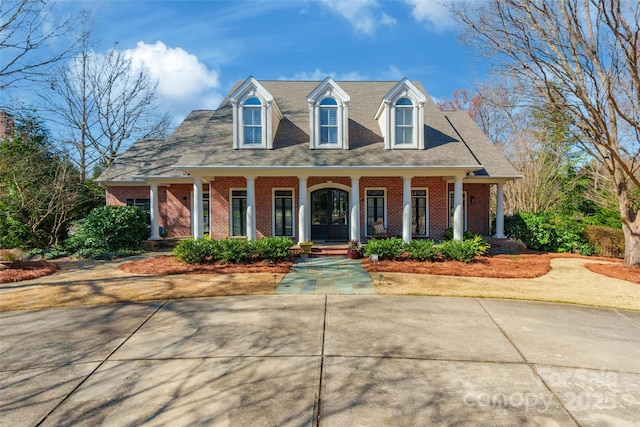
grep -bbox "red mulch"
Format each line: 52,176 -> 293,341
363,254 -> 554,278
118,255 -> 292,275
585,263 -> 640,284
0,260 -> 58,283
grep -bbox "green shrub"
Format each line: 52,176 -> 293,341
364,237 -> 405,260
26,247 -> 71,260
406,239 -> 438,261
66,206 -> 149,253
0,204 -> 30,249
174,238 -> 214,264
252,237 -> 294,262
505,211 -> 595,254
584,226 -> 624,258
438,239 -> 478,263
218,238 -> 254,263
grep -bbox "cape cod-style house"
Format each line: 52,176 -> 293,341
96,77 -> 521,243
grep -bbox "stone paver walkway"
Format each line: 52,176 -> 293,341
276,256 -> 375,294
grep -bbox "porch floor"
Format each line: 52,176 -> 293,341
276,257 -> 375,295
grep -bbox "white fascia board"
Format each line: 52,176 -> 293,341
132,175 -> 197,184
174,165 -> 484,178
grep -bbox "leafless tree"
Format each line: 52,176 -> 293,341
0,0 -> 77,89
453,0 -> 640,267
43,19 -> 170,180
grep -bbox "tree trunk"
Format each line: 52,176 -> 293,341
622,219 -> 640,268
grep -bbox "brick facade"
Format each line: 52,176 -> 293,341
106,177 -> 490,240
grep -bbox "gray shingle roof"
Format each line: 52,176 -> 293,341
97,80 -> 520,183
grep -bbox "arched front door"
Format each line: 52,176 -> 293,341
311,188 -> 349,241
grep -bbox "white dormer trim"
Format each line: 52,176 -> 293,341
230,77 -> 282,149
375,78 -> 426,150
307,77 -> 350,150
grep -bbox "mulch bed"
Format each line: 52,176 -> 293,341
585,263 -> 640,284
363,254 -> 554,279
118,255 -> 293,275
0,260 -> 58,283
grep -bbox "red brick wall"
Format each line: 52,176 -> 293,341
106,178 -> 491,240
105,184 -> 208,237
446,182 -> 491,236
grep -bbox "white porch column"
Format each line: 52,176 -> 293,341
246,176 -> 256,240
193,177 -> 204,239
298,176 -> 308,243
453,176 -> 464,241
402,176 -> 413,243
350,176 -> 360,242
149,182 -> 160,240
495,183 -> 506,238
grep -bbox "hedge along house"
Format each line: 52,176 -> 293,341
96,77 -> 521,243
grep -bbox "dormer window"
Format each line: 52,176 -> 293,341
320,97 -> 338,145
375,78 -> 426,150
395,98 -> 414,145
243,97 -> 262,145
308,77 -> 350,150
230,77 -> 282,149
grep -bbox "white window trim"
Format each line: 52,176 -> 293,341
411,187 -> 429,237
375,78 -> 426,150
391,97 -> 419,149
448,190 -> 468,231
307,77 -> 350,150
229,187 -> 247,237
230,77 -> 282,150
364,187 -> 387,237
272,188 -> 295,237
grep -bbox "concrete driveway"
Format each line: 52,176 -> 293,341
1,296 -> 639,426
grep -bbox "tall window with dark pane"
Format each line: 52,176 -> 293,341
366,189 -> 385,235
274,190 -> 293,236
231,190 -> 247,236
411,190 -> 427,236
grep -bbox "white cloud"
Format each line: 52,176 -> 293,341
406,0 -> 457,32
280,69 -> 369,81
124,41 -> 222,121
319,0 -> 396,36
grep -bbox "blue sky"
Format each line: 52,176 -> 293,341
19,0 -> 490,126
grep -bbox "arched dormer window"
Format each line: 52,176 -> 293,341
319,97 -> 338,145
307,78 -> 350,150
243,97 -> 262,145
375,78 -> 426,150
230,77 -> 282,149
395,98 -> 413,145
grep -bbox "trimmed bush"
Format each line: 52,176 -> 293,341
174,237 -> 294,264
174,238 -> 215,264
364,237 -> 405,260
584,226 -> 624,258
66,206 -> 149,253
252,237 -> 294,262
505,211 -> 595,255
406,239 -> 438,261
218,238 -> 253,263
439,239 -> 478,263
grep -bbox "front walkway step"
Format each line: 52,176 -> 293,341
276,257 -> 375,295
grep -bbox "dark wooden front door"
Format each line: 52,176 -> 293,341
311,188 -> 349,241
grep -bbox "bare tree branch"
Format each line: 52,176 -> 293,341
0,0 -> 78,89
